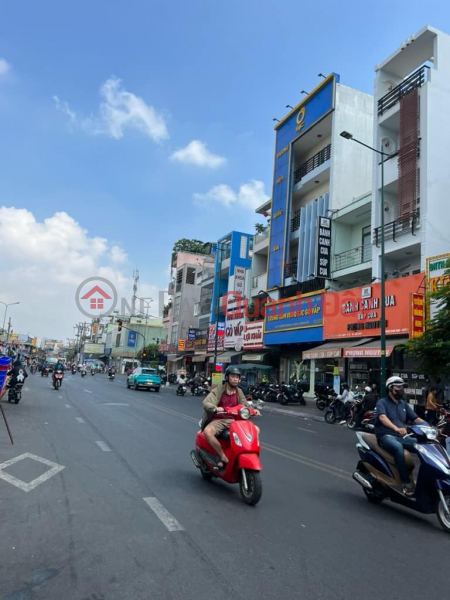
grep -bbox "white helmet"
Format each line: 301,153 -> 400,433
386,376 -> 406,389
364,386 -> 372,393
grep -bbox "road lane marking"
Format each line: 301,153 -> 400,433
65,404 -> 71,408
297,426 -> 317,435
84,390 -> 92,394
102,403 -> 129,406
143,497 -> 184,532
0,453 -> 65,492
95,441 -> 111,452
75,418 -> 84,423
58,395 -> 63,399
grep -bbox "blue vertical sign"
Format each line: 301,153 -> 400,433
127,331 -> 137,347
267,75 -> 338,290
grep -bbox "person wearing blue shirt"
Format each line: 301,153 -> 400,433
375,376 -> 425,496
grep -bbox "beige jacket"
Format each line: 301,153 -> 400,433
201,383 -> 251,428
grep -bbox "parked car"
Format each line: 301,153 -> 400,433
127,367 -> 161,392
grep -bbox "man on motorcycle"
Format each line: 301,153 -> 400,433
375,376 -> 425,496
108,366 -> 116,377
338,383 -> 352,424
201,367 -> 259,469
353,386 -> 378,429
53,360 -> 65,384
7,360 -> 28,388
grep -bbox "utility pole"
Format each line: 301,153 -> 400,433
131,269 -> 140,316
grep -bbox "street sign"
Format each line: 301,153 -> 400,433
315,216 -> 332,278
127,331 -> 137,347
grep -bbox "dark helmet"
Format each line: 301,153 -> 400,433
225,366 -> 241,379
341,382 -> 349,390
13,360 -> 22,367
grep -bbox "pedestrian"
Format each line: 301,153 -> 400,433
426,386 -> 439,425
435,378 -> 445,404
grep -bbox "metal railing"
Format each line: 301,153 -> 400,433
373,212 -> 420,246
291,210 -> 300,232
200,302 -> 212,315
378,66 -> 428,116
333,244 -> 372,271
293,144 -> 331,185
285,259 -> 298,278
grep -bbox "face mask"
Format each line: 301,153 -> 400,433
392,389 -> 404,400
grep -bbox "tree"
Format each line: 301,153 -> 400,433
255,223 -> 266,234
140,343 -> 160,367
404,268 -> 450,378
172,239 -> 208,254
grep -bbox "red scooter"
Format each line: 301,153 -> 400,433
191,405 -> 263,505
53,369 -> 64,390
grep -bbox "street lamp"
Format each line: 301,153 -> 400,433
340,131 -> 393,395
0,301 -> 20,333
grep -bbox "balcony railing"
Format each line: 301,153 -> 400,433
333,244 -> 372,272
285,259 -> 298,278
254,230 -> 269,244
378,66 -> 428,116
373,212 -> 420,246
293,144 -> 331,186
291,210 -> 300,232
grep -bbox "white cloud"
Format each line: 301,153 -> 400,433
0,58 -> 10,77
110,245 -> 127,264
193,179 -> 269,211
171,140 -> 226,168
0,207 -> 157,339
53,76 -> 169,142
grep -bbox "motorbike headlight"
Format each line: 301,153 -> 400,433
239,407 -> 251,420
423,427 -> 438,440
232,432 -> 243,446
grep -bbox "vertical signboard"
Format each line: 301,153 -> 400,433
426,254 -> 450,319
411,293 -> 425,338
186,327 -> 196,350
315,216 -> 332,278
234,266 -> 246,298
127,331 -> 137,347
267,75 -> 337,289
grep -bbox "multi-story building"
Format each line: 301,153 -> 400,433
263,73 -> 374,387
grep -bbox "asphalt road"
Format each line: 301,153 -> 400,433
0,373 -> 449,600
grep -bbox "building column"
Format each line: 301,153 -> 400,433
307,359 -> 316,398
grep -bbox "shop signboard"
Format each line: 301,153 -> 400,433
315,216 -> 332,278
194,328 -> 208,352
323,273 -> 423,339
426,254 -> 450,319
83,343 -> 105,354
243,322 -> 264,350
207,323 -> 224,352
411,293 -> 425,338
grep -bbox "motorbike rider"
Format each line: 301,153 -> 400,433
190,373 -> 201,393
238,376 -> 249,396
338,383 -> 352,424
7,360 -> 28,388
353,386 -> 378,429
108,366 -> 116,378
176,373 -> 187,392
201,366 -> 260,469
53,360 -> 65,384
375,376 -> 425,497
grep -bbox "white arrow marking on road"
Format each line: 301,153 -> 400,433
84,390 -> 92,394
0,453 -> 65,492
75,417 -> 84,423
143,497 -> 184,532
95,441 -> 111,452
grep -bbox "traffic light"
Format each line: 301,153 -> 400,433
118,320 -> 123,332
142,348 -> 147,358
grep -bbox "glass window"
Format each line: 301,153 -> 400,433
174,297 -> 181,317
142,368 -> 156,374
240,235 -> 247,259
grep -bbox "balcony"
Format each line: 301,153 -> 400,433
293,144 -> 331,186
168,282 -> 175,295
333,244 -> 371,271
284,259 -> 298,278
251,273 -> 267,295
373,212 -> 420,246
291,210 -> 300,232
378,66 -> 428,116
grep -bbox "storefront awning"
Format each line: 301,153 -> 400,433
343,337 -> 409,358
302,339 -> 373,360
242,353 -> 267,362
208,351 -> 244,364
192,353 -> 210,363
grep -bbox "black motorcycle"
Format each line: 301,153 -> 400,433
168,373 -> 177,385
108,373 -> 115,381
277,383 -> 306,406
8,383 -> 23,404
315,386 -> 337,411
176,383 -> 187,396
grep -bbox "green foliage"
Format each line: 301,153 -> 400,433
255,223 -> 266,234
404,268 -> 450,378
140,343 -> 159,361
172,238 -> 208,254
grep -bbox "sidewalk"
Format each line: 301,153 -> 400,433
261,397 -> 325,421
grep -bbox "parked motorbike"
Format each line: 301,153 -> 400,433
261,382 -> 279,403
8,383 -> 23,404
53,370 -> 64,390
315,386 -> 336,411
277,383 -> 306,406
190,403 -> 263,505
168,373 -> 177,385
176,383 -> 187,396
353,425 -> 450,533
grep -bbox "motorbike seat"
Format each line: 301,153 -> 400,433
361,433 -> 415,471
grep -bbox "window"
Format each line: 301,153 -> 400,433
142,368 -> 156,374
186,267 -> 196,285
176,269 -> 183,292
248,237 -> 254,259
240,236 -> 247,259
193,303 -> 199,317
170,325 -> 178,345
174,296 -> 181,317
362,225 -> 371,262
115,333 -> 121,347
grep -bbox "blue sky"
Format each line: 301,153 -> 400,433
0,1 -> 449,338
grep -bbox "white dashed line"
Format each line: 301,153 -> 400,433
58,395 -> 63,399
84,390 -> 92,394
103,403 -> 129,406
297,426 -> 318,435
95,441 -> 111,452
75,418 -> 84,423
143,497 -> 184,532
65,404 -> 71,408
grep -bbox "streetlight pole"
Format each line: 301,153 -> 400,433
1,301 -> 20,334
340,132 -> 392,395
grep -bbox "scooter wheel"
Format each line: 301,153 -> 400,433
437,493 -> 450,532
325,411 -> 336,424
239,469 -> 262,506
201,469 -> 214,481
363,487 -> 385,504
347,417 -> 357,430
